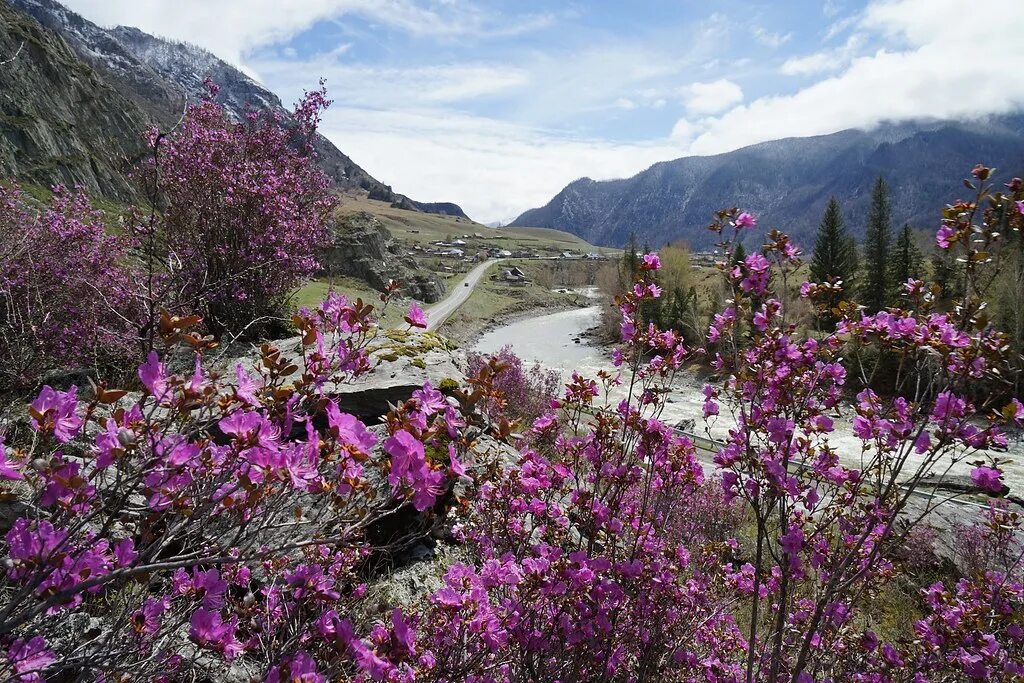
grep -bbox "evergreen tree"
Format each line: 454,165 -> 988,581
888,224 -> 922,300
732,241 -> 747,266
843,234 -> 860,293
860,176 -> 893,313
810,198 -> 857,325
623,232 -> 640,277
931,250 -> 963,303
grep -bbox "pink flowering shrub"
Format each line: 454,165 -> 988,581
0,184 -> 134,387
136,81 -> 337,339
466,345 -> 560,425
414,168 -> 1024,681
953,502 -> 1024,581
0,292 -> 481,681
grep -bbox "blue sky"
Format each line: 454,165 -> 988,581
62,0 -> 1024,223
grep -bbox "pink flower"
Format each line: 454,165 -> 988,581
391,609 -> 416,655
234,363 -> 262,405
131,596 -> 170,638
113,538 -> 137,567
7,636 -> 55,682
913,430 -> 932,454
970,466 -> 1003,493
448,444 -> 470,480
29,385 -> 81,443
641,252 -> 661,270
936,225 -> 956,249
1017,199 -> 1024,215
189,608 -> 243,660
271,651 -> 324,683
325,402 -> 377,454
734,212 -> 757,229
138,352 -> 168,398
383,430 -> 442,511
405,301 -> 428,329
532,413 -> 556,433
0,439 -> 23,480
412,382 -> 447,415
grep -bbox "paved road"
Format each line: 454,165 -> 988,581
425,259 -> 502,331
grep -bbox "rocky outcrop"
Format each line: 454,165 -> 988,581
328,329 -> 464,420
0,1 -> 150,202
319,211 -> 446,303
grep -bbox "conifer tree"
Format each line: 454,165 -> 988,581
860,176 -> 893,313
623,232 -> 640,277
810,197 -> 858,312
732,241 -> 747,266
888,223 -> 922,300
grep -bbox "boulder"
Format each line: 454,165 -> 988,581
328,329 -> 464,421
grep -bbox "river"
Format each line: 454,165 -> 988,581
472,303 -> 1024,493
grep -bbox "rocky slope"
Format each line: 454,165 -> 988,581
320,211 -> 445,303
4,0 -> 467,217
0,0 -> 150,201
512,116 -> 1024,248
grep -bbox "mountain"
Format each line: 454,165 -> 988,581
0,0 -> 154,200
512,117 -> 1024,249
2,0 -> 467,217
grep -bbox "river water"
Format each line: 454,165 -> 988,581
475,306 -> 608,373
472,304 -> 1024,493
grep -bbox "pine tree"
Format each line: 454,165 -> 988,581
931,250 -> 963,303
623,232 -> 640,277
843,234 -> 860,292
809,197 -> 857,324
888,224 -> 922,300
860,176 -> 893,313
732,241 -> 747,266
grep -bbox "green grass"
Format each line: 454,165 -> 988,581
336,192 -> 617,256
292,276 -> 405,328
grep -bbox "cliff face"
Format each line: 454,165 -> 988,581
4,0 -> 468,218
320,212 -> 445,303
0,1 -> 149,201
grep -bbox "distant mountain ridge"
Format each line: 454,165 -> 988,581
512,116 -> 1024,248
2,0 -> 467,217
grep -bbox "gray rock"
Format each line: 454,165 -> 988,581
319,212 -> 445,303
328,329 -> 464,420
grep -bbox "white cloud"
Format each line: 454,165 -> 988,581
752,27 -> 792,48
613,98 -> 638,111
685,0 -> 1024,155
319,108 -> 683,223
779,52 -> 835,76
60,0 -> 557,69
684,79 -> 744,115
253,57 -> 530,107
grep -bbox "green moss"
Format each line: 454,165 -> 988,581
438,377 -> 460,393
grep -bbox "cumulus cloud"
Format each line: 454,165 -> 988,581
686,0 -> 1024,155
779,52 -> 836,76
684,79 -> 744,115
